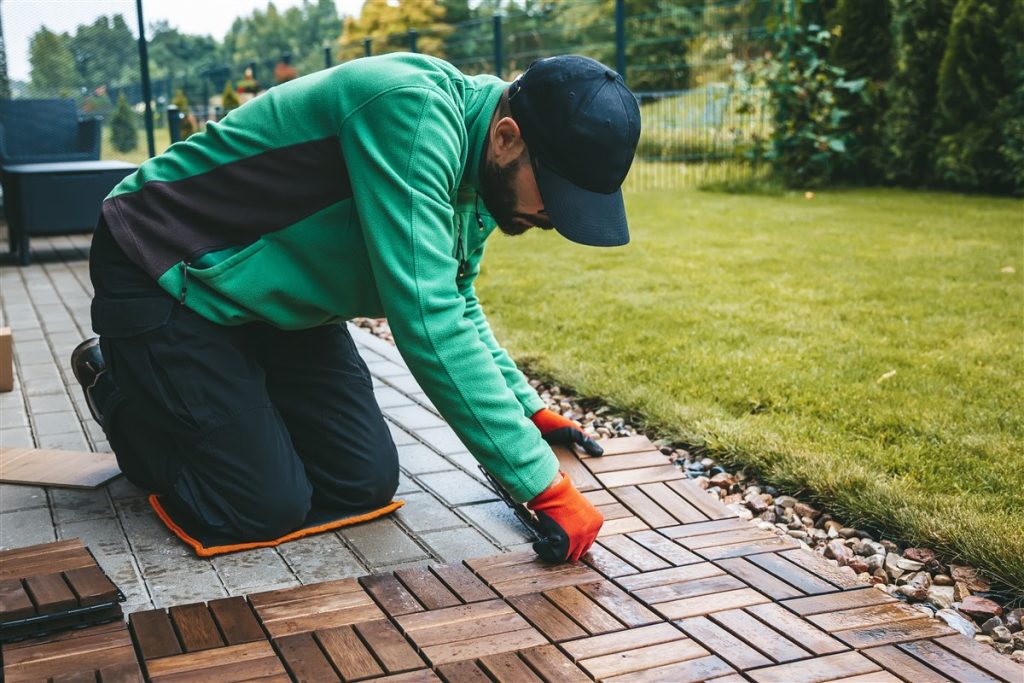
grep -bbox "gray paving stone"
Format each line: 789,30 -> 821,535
106,476 -> 147,500
386,420 -> 418,447
373,386 -> 416,409
394,492 -> 464,533
147,568 -> 227,609
381,374 -> 423,395
418,527 -> 500,563
278,534 -> 366,584
366,360 -> 411,378
32,410 -> 81,436
0,506 -> 55,549
226,578 -> 300,598
341,517 -> 429,567
415,425 -> 468,455
459,501 -> 534,547
397,443 -> 455,475
50,487 -> 115,524
444,451 -> 487,482
418,470 -> 498,506
0,407 -> 29,429
26,392 -> 73,415
0,426 -> 34,447
116,496 -> 200,576
22,374 -> 66,396
372,558 -> 434,574
36,431 -> 89,451
396,472 -> 421,495
58,516 -> 148,606
384,404 -> 447,430
0,484 -> 47,512
13,343 -> 54,366
409,392 -> 439,414
212,547 -> 296,593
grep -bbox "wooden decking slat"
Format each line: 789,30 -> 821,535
779,549 -> 865,590
576,580 -> 659,628
781,587 -> 894,616
610,485 -> 679,527
747,651 -> 881,683
316,624 -> 385,681
833,618 -> 955,649
898,639 -> 1001,683
428,564 -> 496,603
24,572 -> 77,614
507,592 -> 588,642
395,567 -> 460,610
711,608 -> 808,663
551,446 -> 601,492
628,529 -> 702,566
0,578 -> 36,620
354,619 -> 424,673
639,482 -> 710,524
129,609 -> 183,660
933,634 -> 1024,683
582,544 -> 640,578
543,585 -> 622,635
274,632 -> 340,682
63,566 -> 118,607
168,603 -> 224,652
715,557 -> 805,599
517,644 -> 591,682
207,596 -> 265,645
746,602 -> 847,655
478,651 -> 544,682
677,616 -> 773,670
598,535 -> 670,572
604,654 -> 735,683
747,552 -> 839,594
862,645 -> 953,683
360,573 -> 425,616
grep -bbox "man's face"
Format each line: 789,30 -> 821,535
479,149 -> 554,237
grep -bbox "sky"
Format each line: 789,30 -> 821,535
3,0 -> 367,81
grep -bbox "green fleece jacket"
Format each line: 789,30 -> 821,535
102,53 -> 557,502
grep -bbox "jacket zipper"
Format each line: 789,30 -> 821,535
179,260 -> 190,304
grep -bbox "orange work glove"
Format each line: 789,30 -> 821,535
530,408 -> 604,456
527,472 -> 604,562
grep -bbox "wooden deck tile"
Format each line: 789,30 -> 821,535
832,617 -> 956,649
745,602 -> 847,655
208,596 -> 266,645
605,655 -> 736,683
429,564 -> 497,603
466,552 -> 602,597
639,481 -> 712,523
317,624 -> 386,680
932,634 -> 1024,682
676,616 -> 773,670
617,562 -> 725,592
396,567 -> 461,610
508,592 -> 588,641
584,450 -> 673,474
0,539 -> 95,580
781,587 -> 895,616
592,436 -> 658,456
661,517 -> 752,540
663,480 -> 738,520
596,463 -> 685,489
396,599 -> 545,666
354,619 -> 425,674
576,580 -> 660,628
552,445 -> 602,492
517,644 -> 591,682
168,603 -> 225,652
597,535 -> 671,572
563,622 -> 710,680
361,572 -> 426,616
274,631 -> 340,682
899,639 -> 1003,683
544,585 -> 626,635
862,645 -> 956,683
130,609 -> 183,660
715,557 -> 806,599
144,640 -> 287,681
583,544 -> 641,579
710,608 -> 810,663
477,651 -> 544,682
779,549 -> 865,590
598,514 -> 651,536
250,577 -> 385,637
610,484 -> 690,527
747,650 -> 882,683
806,601 -> 925,633
746,552 -> 840,594
628,529 -> 702,565
2,621 -> 140,683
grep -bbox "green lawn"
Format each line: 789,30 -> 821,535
478,187 -> 1024,595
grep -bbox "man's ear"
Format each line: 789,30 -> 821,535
490,116 -> 526,165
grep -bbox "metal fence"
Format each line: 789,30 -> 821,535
1,0 -> 781,190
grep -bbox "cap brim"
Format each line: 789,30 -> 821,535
534,162 -> 630,247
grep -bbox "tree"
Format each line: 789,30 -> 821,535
829,0 -> 893,183
0,11 -> 11,100
109,94 -> 138,153
173,89 -> 196,138
339,0 -> 448,62
221,82 -> 241,114
67,15 -> 136,91
882,0 -> 956,186
28,27 -> 77,96
935,0 -> 1018,192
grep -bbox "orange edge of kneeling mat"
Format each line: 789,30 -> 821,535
148,493 -> 406,558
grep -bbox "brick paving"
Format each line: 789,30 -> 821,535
0,234 -> 532,615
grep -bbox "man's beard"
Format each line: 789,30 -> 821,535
479,153 -> 531,236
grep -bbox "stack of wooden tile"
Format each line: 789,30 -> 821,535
0,538 -> 122,642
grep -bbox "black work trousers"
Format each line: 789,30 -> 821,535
88,218 -> 398,543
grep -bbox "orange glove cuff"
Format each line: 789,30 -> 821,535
530,408 -> 581,434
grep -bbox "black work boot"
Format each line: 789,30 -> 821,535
71,337 -> 111,428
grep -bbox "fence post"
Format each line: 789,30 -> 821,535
324,45 -> 332,69
408,29 -> 418,53
615,0 -> 626,83
134,0 -> 156,157
363,38 -> 372,58
167,104 -> 181,144
492,14 -> 503,78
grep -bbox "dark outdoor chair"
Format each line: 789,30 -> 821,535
0,99 -> 101,165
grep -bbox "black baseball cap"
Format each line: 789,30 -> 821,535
509,55 -> 641,247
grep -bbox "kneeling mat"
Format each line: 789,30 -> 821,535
149,494 -> 404,557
